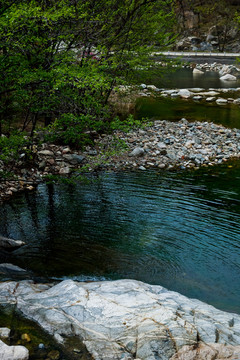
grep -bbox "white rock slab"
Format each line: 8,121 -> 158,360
193,68 -> 204,75
206,97 -> 216,102
0,279 -> 240,360
0,340 -> 29,360
220,74 -> 237,81
178,89 -> 192,98
216,98 -> 228,105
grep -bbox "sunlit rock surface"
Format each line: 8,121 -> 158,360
0,279 -> 240,360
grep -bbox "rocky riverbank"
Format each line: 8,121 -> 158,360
1,118 -> 240,203
0,279 -> 240,360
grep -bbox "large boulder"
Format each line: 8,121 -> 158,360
0,279 -> 240,360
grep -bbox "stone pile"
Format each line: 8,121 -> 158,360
0,144 -> 86,203
196,63 -> 240,78
1,118 -> 240,202
100,118 -> 240,171
160,87 -> 240,104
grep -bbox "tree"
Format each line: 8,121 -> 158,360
0,0 -> 174,144
174,0 -> 240,52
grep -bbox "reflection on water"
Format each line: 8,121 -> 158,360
1,164 -> 240,314
138,67 -> 240,89
135,97 -> 240,129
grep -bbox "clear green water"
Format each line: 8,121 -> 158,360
1,163 -> 240,314
135,97 -> 240,128
133,67 -> 240,128
136,67 -> 240,89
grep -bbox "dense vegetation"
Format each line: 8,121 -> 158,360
0,0 -> 173,150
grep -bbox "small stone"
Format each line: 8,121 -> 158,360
206,97 -> 216,102
59,166 -> 70,174
193,95 -> 202,101
38,150 -> 54,156
62,147 -> 71,154
53,333 -> 64,344
47,350 -> 60,360
129,147 -> 145,157
73,348 -> 82,353
0,328 -> 10,339
21,333 -> 31,343
178,89 -> 192,98
216,98 -> 228,105
9,187 -> 18,193
193,68 -> 204,75
39,160 -> 46,170
88,149 -> 97,156
139,166 -> 146,170
157,142 -> 167,149
233,98 -> 240,104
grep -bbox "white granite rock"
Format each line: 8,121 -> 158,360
220,74 -> 237,81
0,279 -> 240,360
206,97 -> 216,102
178,89 -> 192,98
193,68 -> 204,75
216,98 -> 228,105
0,340 -> 29,360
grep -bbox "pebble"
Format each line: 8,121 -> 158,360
0,327 -> 10,339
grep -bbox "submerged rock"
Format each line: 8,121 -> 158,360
0,279 -> 240,360
0,236 -> 25,250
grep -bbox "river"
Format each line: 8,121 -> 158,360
1,162 -> 240,314
1,66 -> 240,318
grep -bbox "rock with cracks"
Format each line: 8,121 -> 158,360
0,279 -> 240,360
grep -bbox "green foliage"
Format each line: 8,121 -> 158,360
0,0 -> 174,142
110,114 -> 152,132
0,133 -> 31,163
